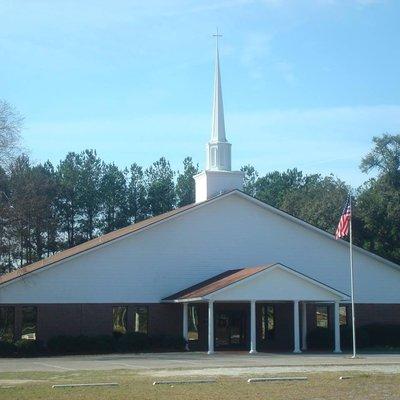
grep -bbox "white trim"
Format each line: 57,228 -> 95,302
201,263 -> 349,301
293,300 -> 301,353
249,299 -> 257,354
334,301 -> 342,353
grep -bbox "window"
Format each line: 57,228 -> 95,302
339,306 -> 348,326
188,305 -> 199,341
133,307 -> 148,334
316,305 -> 329,328
0,307 -> 15,342
261,304 -> 275,340
113,306 -> 127,334
211,148 -> 217,167
21,306 -> 37,340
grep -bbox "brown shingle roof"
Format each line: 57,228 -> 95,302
163,265 -> 272,301
0,202 -> 198,286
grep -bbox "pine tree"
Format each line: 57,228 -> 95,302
176,157 -> 199,207
76,150 -> 102,241
57,152 -> 81,247
145,157 -> 175,216
128,163 -> 147,223
100,163 -> 129,233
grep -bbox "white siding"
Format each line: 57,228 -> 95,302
209,266 -> 343,302
1,193 -> 399,304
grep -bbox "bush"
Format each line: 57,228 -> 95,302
315,324 -> 400,350
116,332 -> 151,352
340,325 -> 370,349
362,324 -> 400,348
149,334 -> 186,351
47,335 -> 115,355
307,328 -> 334,350
114,333 -> 185,352
0,340 -> 16,356
14,339 -> 44,356
340,324 -> 400,349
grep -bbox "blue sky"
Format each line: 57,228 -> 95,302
1,0 -> 400,187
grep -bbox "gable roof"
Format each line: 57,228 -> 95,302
0,189 -> 399,287
163,266 -> 269,301
0,202 -> 198,286
163,263 -> 350,301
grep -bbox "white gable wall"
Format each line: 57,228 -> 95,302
1,192 -> 399,304
208,266 -> 344,302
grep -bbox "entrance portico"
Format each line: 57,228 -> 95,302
164,263 -> 349,354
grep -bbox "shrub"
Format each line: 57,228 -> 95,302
114,333 -> 185,352
307,328 -> 333,350
0,340 -> 16,356
149,334 -> 186,351
47,335 -> 115,355
116,332 -> 151,352
362,324 -> 400,348
14,339 -> 44,356
92,335 -> 115,353
340,325 -> 370,349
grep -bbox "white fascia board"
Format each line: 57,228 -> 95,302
203,263 -> 349,301
163,298 -> 204,303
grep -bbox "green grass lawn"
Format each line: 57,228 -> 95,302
1,370 -> 400,400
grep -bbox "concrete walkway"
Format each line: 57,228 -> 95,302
1,352 -> 400,375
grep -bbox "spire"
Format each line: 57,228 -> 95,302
211,30 -> 226,143
193,30 -> 244,202
206,30 -> 232,171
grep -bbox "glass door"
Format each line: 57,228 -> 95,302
215,310 -> 247,349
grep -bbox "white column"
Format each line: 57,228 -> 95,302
334,302 -> 342,353
293,300 -> 301,353
249,300 -> 257,354
207,301 -> 214,354
301,302 -> 307,351
183,303 -> 189,351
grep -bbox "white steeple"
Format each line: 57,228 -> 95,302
211,41 -> 226,142
194,31 -> 244,203
206,31 -> 231,171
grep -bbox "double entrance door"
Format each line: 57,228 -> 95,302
214,307 -> 248,350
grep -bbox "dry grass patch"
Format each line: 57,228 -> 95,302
0,370 -> 399,399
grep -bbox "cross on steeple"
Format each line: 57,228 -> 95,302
212,28 -> 222,49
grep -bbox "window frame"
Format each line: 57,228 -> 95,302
0,306 -> 15,342
261,304 -> 276,341
21,306 -> 37,341
112,306 -> 128,335
133,306 -> 149,335
339,305 -> 348,327
188,304 -> 200,342
315,305 -> 329,329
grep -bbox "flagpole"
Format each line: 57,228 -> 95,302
349,195 -> 357,358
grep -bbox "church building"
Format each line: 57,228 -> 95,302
1,42 -> 400,354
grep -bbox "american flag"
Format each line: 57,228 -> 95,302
335,196 -> 351,239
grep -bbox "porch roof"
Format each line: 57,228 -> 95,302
163,263 -> 350,302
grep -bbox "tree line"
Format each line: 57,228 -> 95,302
0,151 -> 199,272
241,134 -> 400,264
0,100 -> 399,272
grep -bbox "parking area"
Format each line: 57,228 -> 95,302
1,352 -> 400,376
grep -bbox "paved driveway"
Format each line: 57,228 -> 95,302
1,352 -> 400,375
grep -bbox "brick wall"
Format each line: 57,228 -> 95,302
2,302 -> 400,349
